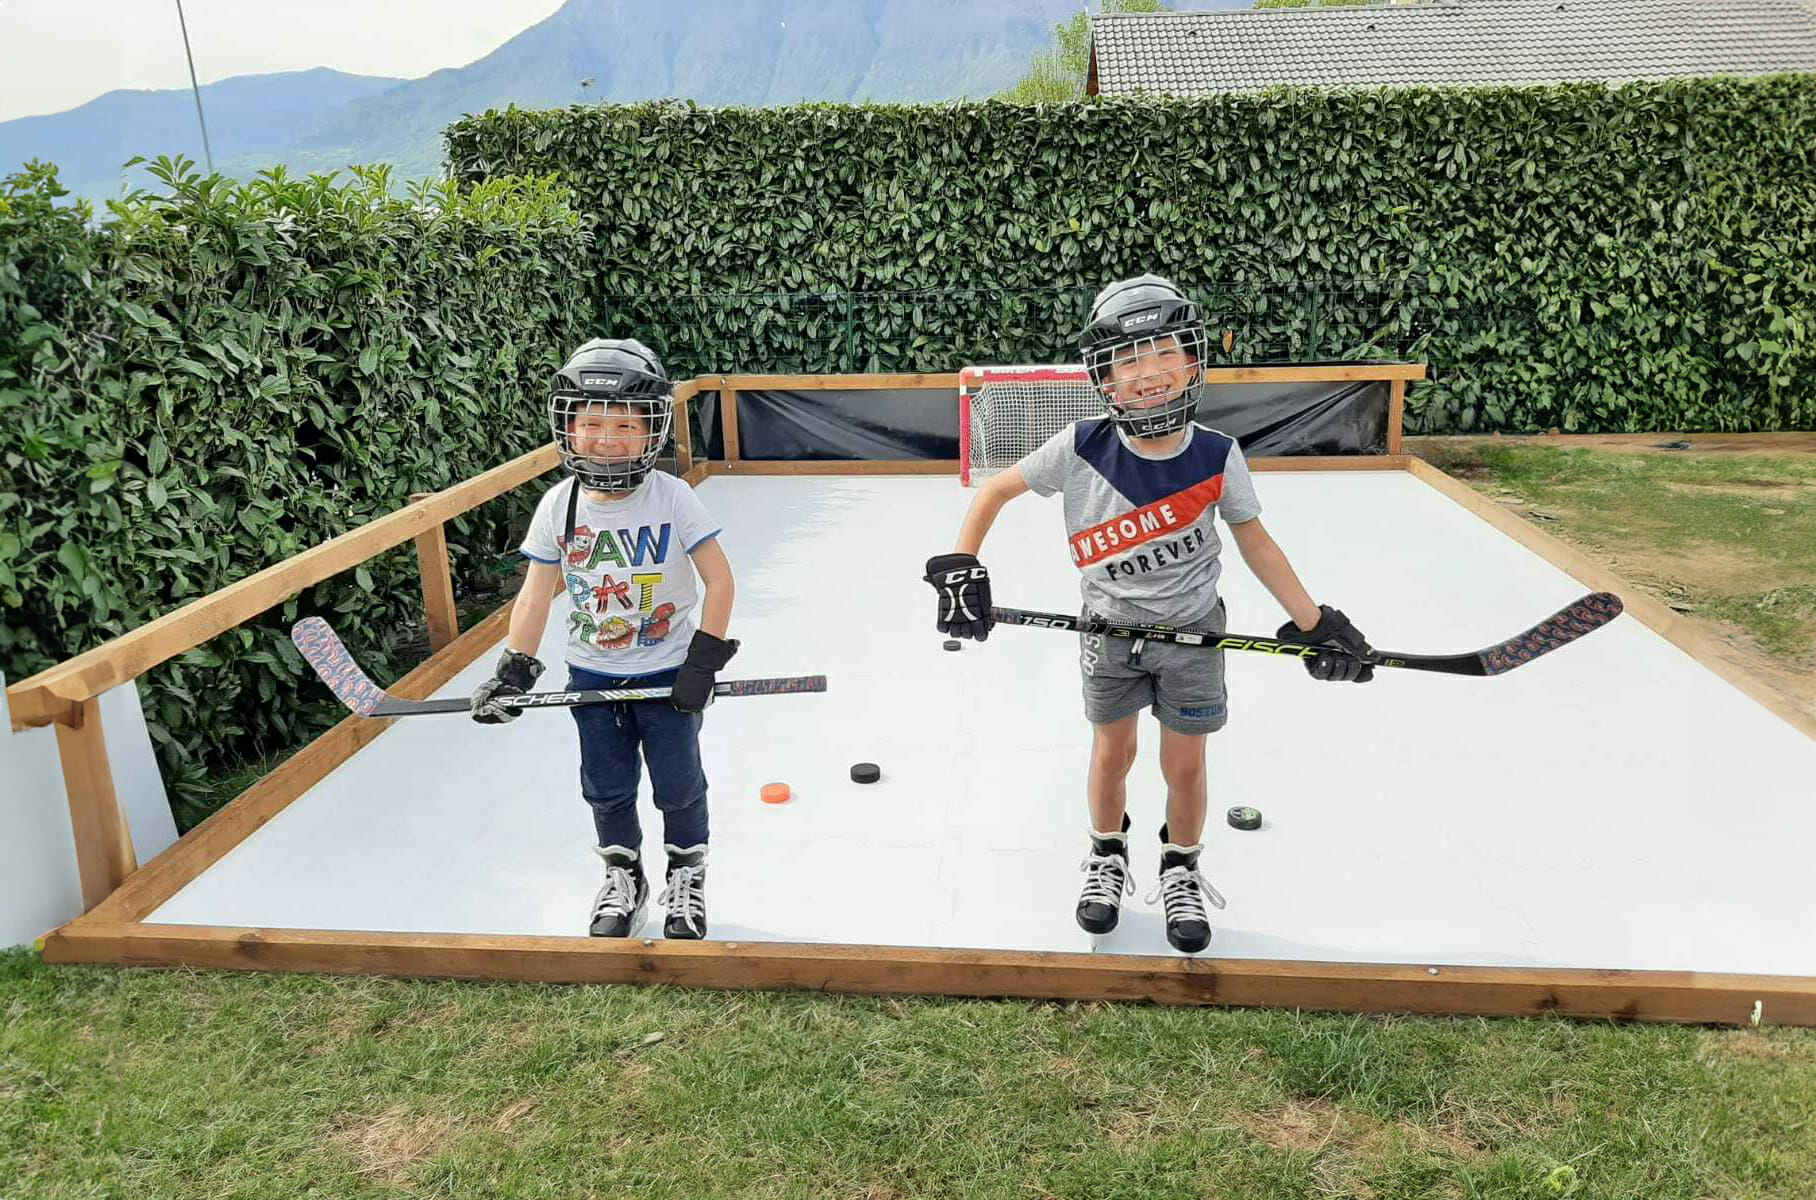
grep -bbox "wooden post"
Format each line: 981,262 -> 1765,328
673,383 -> 695,474
721,385 -> 742,464
409,494 -> 459,653
54,697 -> 137,910
1387,379 -> 1407,456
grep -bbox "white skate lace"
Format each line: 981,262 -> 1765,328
1078,850 -> 1135,907
592,865 -> 640,921
659,863 -> 707,936
1145,863 -> 1227,922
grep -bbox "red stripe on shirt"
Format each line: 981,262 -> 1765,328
1069,476 -> 1224,567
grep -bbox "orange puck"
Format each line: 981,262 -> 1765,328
760,782 -> 791,805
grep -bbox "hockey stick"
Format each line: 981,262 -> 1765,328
292,617 -> 826,718
989,591 -> 1623,677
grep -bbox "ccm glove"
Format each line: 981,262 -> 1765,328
1277,605 -> 1375,684
671,630 -> 739,714
923,553 -> 994,641
471,648 -> 545,723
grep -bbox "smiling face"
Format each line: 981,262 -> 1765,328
1101,333 -> 1197,411
567,402 -> 653,468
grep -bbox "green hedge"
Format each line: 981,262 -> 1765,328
1,159 -> 593,821
447,82 -> 1816,433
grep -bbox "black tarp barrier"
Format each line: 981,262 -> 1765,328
699,388 -> 957,461
1202,379 -> 1389,457
696,376 -> 1391,461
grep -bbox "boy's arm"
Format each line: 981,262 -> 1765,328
506,561 -> 561,654
471,560 -> 560,724
955,465 -> 1032,553
1227,517 -> 1322,631
925,466 -> 1030,641
1228,516 -> 1374,683
671,537 -> 737,714
689,537 -> 735,639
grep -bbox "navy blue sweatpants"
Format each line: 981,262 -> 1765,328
567,664 -> 709,851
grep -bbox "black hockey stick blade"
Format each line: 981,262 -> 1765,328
988,592 -> 1623,677
292,617 -> 825,718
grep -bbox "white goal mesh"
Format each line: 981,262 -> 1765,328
958,364 -> 1102,487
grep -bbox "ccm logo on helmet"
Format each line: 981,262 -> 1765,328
1119,310 -> 1163,331
579,373 -> 622,389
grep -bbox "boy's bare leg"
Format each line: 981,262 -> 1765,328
1086,713 -> 1140,832
1157,725 -> 1209,845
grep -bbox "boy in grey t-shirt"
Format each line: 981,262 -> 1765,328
923,275 -> 1375,953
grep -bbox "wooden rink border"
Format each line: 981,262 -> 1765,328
44,922 -> 1816,1026
27,364 -> 1816,1024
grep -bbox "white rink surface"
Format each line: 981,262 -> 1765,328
149,472 -> 1816,976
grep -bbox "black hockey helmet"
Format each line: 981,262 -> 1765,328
548,338 -> 673,490
1076,275 -> 1206,437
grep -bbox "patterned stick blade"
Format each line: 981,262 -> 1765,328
291,617 -> 389,717
718,675 -> 828,696
1479,592 -> 1624,676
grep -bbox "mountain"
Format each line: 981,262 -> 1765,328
0,67 -> 404,202
285,0 -> 1086,178
2,0 -> 1254,205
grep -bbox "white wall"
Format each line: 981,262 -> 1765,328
0,673 -> 179,948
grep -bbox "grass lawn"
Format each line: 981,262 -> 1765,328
8,445 -> 1814,1198
4,952 -> 1815,1199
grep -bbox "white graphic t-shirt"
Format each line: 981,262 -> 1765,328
521,473 -> 722,675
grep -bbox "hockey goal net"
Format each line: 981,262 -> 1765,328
957,364 -> 1101,487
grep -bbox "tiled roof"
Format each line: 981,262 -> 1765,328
1089,0 -> 1816,93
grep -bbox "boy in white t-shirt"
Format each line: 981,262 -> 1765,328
470,338 -> 737,940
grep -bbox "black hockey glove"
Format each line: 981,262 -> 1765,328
671,630 -> 739,714
1277,606 -> 1375,684
471,648 -> 545,724
923,552 -> 994,641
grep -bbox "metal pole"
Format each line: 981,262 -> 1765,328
842,292 -> 857,372
174,0 -> 215,173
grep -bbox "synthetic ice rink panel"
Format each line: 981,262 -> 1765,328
147,473 -> 1816,976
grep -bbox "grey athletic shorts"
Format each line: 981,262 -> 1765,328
1078,599 -> 1228,735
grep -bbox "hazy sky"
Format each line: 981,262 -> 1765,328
0,0 -> 568,121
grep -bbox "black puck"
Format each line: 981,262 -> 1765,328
850,762 -> 881,784
1227,805 -> 1262,831
943,639 -> 962,651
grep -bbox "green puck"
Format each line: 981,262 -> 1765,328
1227,805 -> 1262,831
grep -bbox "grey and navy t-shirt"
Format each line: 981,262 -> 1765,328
1017,419 -> 1262,626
